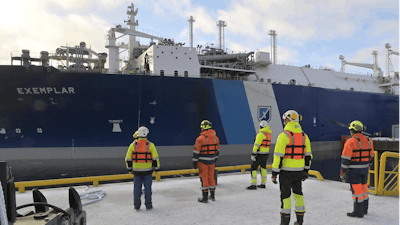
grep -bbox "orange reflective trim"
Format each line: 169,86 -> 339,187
351,183 -> 363,194
131,140 -> 152,163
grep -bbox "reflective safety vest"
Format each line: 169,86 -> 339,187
284,131 -> 306,159
350,136 -> 372,162
260,131 -> 271,149
200,134 -> 218,155
131,140 -> 153,163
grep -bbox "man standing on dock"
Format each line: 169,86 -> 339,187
193,120 -> 220,203
271,110 -> 312,225
125,126 -> 160,210
247,120 -> 272,190
340,120 -> 374,218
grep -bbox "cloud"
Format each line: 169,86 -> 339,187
0,0 -> 119,65
0,0 -> 397,76
366,20 -> 399,36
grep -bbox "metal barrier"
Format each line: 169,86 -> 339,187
15,165 -> 324,193
378,152 -> 399,196
367,151 -> 379,195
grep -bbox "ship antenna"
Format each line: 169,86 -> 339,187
188,16 -> 195,48
137,76 -> 142,129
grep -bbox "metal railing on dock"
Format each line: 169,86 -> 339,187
15,165 -> 324,193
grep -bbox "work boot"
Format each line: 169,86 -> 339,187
280,213 -> 290,225
347,202 -> 364,218
257,184 -> 266,188
363,199 -> 369,215
146,205 -> 153,210
209,189 -> 215,201
294,212 -> 304,225
246,185 -> 257,190
198,190 -> 208,203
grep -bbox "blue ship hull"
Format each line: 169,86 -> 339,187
0,66 -> 398,181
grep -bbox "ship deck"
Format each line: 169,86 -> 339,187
14,173 -> 399,225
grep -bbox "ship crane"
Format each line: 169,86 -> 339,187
385,43 -> 399,78
106,3 -> 164,74
339,51 -> 383,77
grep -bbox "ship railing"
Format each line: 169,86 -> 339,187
277,61 -> 371,76
257,78 -> 378,93
14,165 -> 324,193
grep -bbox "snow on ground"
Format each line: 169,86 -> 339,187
15,173 -> 399,225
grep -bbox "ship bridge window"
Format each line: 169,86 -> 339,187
15,128 -> 21,133
37,128 -> 43,133
174,71 -> 178,77
160,70 -> 164,76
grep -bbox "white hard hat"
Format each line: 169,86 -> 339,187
282,110 -> 302,122
259,120 -> 269,128
137,126 -> 149,137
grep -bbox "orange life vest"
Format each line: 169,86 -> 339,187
200,134 -> 218,155
284,131 -> 306,159
131,140 -> 153,163
261,131 -> 271,148
350,136 -> 372,162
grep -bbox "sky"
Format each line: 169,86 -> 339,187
0,0 -> 398,75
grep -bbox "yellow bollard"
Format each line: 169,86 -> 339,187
19,186 -> 25,193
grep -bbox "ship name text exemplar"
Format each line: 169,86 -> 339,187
16,87 -> 75,95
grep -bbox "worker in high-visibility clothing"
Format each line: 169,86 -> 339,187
247,120 -> 272,190
125,126 -> 160,210
340,120 -> 374,218
193,120 -> 220,203
271,110 -> 312,225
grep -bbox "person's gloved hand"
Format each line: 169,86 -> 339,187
251,153 -> 256,161
271,175 -> 278,184
340,170 -> 347,183
192,161 -> 198,169
128,169 -> 133,175
302,171 -> 309,181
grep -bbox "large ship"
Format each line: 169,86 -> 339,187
0,3 -> 398,182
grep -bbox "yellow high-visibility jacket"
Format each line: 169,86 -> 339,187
272,121 -> 312,174
252,126 -> 272,154
125,137 -> 160,175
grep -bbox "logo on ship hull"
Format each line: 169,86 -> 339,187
258,106 -> 271,122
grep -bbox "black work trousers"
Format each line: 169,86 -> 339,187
279,171 -> 304,211
250,154 -> 269,170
